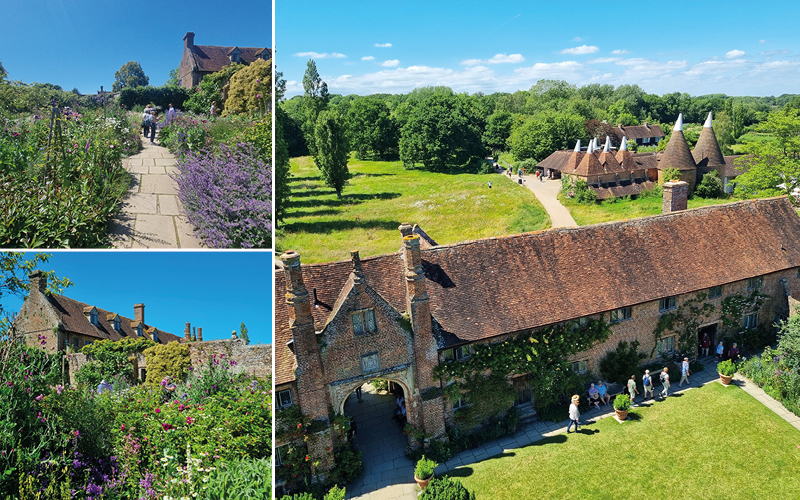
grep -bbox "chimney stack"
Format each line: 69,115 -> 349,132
663,181 -> 689,213
134,304 -> 144,325
399,223 -> 413,238
29,271 -> 47,298
198,327 -> 203,342
183,32 -> 195,49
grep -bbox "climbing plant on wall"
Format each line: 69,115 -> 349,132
652,292 -> 716,358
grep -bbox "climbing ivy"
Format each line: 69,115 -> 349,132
75,337 -> 156,386
721,288 -> 770,330
652,293 -> 716,358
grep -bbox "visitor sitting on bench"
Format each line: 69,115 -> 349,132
588,383 -> 601,409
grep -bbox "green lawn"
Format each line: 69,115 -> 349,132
451,383 -> 800,499
276,156 -> 550,263
561,192 -> 734,226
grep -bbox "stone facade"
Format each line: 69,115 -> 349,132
178,32 -> 271,89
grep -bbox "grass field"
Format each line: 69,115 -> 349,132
561,191 -> 734,226
276,156 -> 550,263
451,382 -> 800,500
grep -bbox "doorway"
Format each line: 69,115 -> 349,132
698,323 -> 717,357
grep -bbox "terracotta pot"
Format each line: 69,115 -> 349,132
719,374 -> 733,386
415,474 -> 432,490
615,409 -> 629,421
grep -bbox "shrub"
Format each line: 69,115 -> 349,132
561,176 -> 596,204
225,59 -> 271,116
118,85 -> 192,111
76,338 -> 156,387
142,341 -> 191,386
419,477 -> 476,500
204,457 -> 272,500
600,340 -> 647,386
613,393 -> 632,411
183,64 -> 245,115
415,455 -> 437,480
694,170 -> 724,198
172,142 -> 272,248
662,167 -> 681,182
717,359 -> 737,376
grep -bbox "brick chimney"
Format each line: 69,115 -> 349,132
197,327 -> 203,342
134,304 -> 144,325
29,271 -> 47,299
183,32 -> 195,49
663,181 -> 689,213
184,322 -> 191,341
351,250 -> 365,292
399,222 -> 413,238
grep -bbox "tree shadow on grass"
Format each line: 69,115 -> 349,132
290,175 -> 322,182
289,192 -> 401,209
283,218 -> 402,234
287,209 -> 341,219
351,172 -> 396,178
287,189 -> 338,199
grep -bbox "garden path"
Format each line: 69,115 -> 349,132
349,356 -> 800,499
110,141 -> 203,248
508,168 -> 577,228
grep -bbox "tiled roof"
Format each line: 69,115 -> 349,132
721,155 -> 748,178
693,127 -> 726,168
658,131 -> 696,171
614,124 -> 665,140
274,197 -> 800,384
592,180 -> 657,199
47,295 -> 182,344
190,45 -> 271,73
540,150 -> 658,173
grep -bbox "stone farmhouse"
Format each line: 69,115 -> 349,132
539,113 -> 743,199
275,194 -> 800,472
613,122 -> 665,147
178,32 -> 271,89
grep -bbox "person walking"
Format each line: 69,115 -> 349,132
627,375 -> 640,406
716,341 -> 724,361
567,395 -> 581,433
729,343 -> 740,362
642,370 -> 654,401
210,101 -> 218,116
141,104 -> 152,138
660,367 -> 671,399
148,110 -> 157,144
701,333 -> 711,357
679,357 -> 691,386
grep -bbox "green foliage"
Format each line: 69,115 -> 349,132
238,322 -> 250,345
739,347 -> 800,417
203,457 -> 271,500
370,379 -> 389,392
561,176 -> 596,204
142,341 -> 191,386
75,338 -> 156,387
652,293 -> 716,357
224,59 -> 271,116
599,340 -> 647,386
346,97 -> 398,159
183,64 -> 246,115
415,455 -> 437,480
483,111 -> 514,155
717,359 -> 737,377
113,61 -> 149,92
419,477 -> 476,500
720,289 -> 770,349
242,115 -> 272,161
777,313 -> 800,371
117,85 -> 192,111
274,107 -> 292,223
165,67 -> 180,87
314,110 -> 350,197
694,170 -> 724,198
613,393 -> 632,411
447,373 -> 515,432
399,93 -> 486,172
509,111 -> 585,163
302,59 -> 330,160
662,167 -> 681,182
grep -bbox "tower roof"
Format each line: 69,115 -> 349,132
693,112 -> 725,168
659,115 -> 696,171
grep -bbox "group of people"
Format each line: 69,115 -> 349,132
141,103 -> 180,144
716,340 -> 740,362
392,394 -> 407,427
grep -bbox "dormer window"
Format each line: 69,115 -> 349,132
90,311 -> 98,325
113,318 -> 121,331
229,48 -> 241,63
137,324 -> 143,337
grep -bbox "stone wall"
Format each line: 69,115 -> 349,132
187,339 -> 272,380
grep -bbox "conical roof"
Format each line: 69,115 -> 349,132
615,136 -> 638,171
692,112 -> 725,167
573,150 -> 604,176
597,136 -> 625,173
563,140 -> 583,173
659,114 -> 696,171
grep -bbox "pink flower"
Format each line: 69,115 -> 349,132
154,408 -> 160,414
185,416 -> 195,425
34,394 -> 43,401
56,385 -> 63,395
121,424 -> 125,431
74,430 -> 80,437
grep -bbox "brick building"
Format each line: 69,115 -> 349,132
275,195 -> 800,472
539,113 -> 743,199
178,32 -> 271,89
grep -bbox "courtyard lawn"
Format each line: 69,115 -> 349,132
562,192 -> 734,226
277,156 -> 550,263
450,383 -> 800,500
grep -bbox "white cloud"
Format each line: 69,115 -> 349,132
611,49 -> 629,55
725,49 -> 746,59
514,61 -> 585,81
293,51 -> 346,59
588,57 -> 618,64
759,39 -> 769,43
591,73 -> 614,81
560,45 -> 599,55
361,56 -> 375,61
375,43 -> 392,48
760,49 -> 791,56
573,36 -> 583,42
381,59 -> 400,67
461,53 -> 525,66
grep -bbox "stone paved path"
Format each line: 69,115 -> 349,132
110,141 -> 203,248
518,172 -> 577,228
348,356 -> 800,499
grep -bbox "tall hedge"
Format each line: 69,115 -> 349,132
118,85 -> 192,111
224,59 -> 271,116
142,341 -> 191,386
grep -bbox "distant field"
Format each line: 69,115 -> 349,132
276,156 -> 550,263
731,132 -> 775,153
561,191 -> 734,226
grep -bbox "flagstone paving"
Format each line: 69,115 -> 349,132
110,140 -> 203,248
345,356 -> 800,499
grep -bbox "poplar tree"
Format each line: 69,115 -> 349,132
314,110 -> 350,197
302,59 -> 330,161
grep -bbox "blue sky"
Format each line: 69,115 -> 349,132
278,0 -> 800,98
1,251 -> 273,345
1,0 -> 272,94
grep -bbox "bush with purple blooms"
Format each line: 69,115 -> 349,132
171,143 -> 272,248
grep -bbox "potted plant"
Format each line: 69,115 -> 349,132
718,359 -> 736,386
414,455 -> 437,490
613,393 -> 632,421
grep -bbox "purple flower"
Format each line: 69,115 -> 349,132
85,140 -> 90,154
35,394 -> 43,401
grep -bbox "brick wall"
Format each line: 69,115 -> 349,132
187,339 -> 272,379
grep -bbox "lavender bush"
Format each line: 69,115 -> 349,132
171,143 -> 271,248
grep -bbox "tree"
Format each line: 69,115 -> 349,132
225,59 -> 272,115
302,59 -> 330,160
0,60 -> 6,79
275,107 -> 292,222
314,110 -> 350,197
112,61 -> 149,92
777,314 -> 800,371
165,68 -> 180,87
239,322 -> 250,345
510,111 -> 585,162
0,253 -> 72,338
482,111 -> 514,156
399,93 -> 485,171
694,170 -> 724,198
346,97 -> 398,159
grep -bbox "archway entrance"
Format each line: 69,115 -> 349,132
342,379 -> 414,496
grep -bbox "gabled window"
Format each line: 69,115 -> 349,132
278,389 -> 293,408
569,360 -> 588,374
748,276 -> 763,289
659,297 -> 677,312
89,311 -> 98,326
610,306 -> 632,323
136,324 -> 143,337
708,285 -> 722,299
352,309 -> 377,335
744,313 -> 759,329
656,336 -> 675,355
